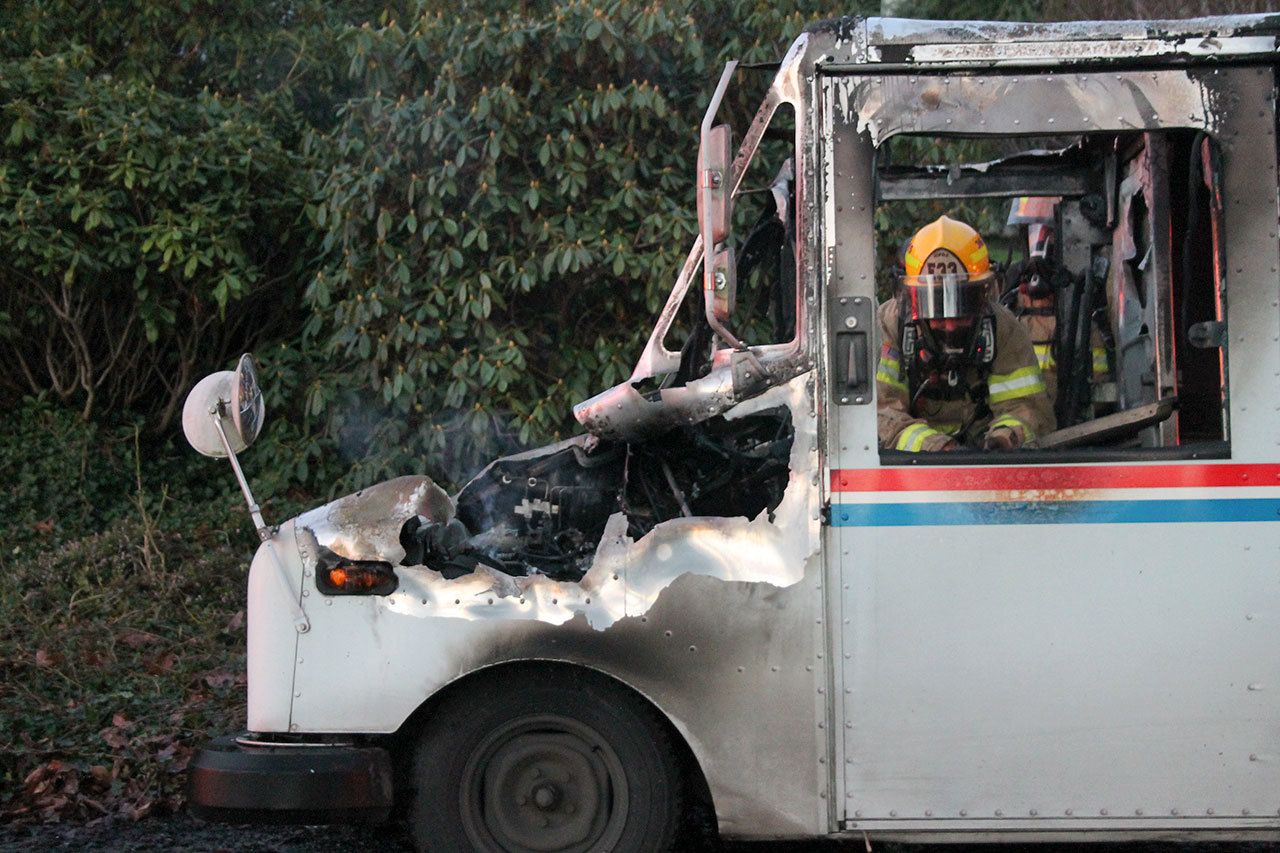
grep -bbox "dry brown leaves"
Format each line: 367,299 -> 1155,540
4,730 -> 195,825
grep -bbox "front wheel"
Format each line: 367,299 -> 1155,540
409,667 -> 687,852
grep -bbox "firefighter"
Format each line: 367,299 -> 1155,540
876,215 -> 1055,452
1003,196 -> 1111,410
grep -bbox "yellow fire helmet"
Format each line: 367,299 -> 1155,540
901,215 -> 994,322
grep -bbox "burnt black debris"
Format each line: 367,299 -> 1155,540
621,408 -> 793,537
399,515 -> 473,578
401,408 -> 794,582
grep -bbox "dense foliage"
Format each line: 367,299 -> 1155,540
0,53 -> 306,427
304,1 -> 853,487
0,0 -> 1061,490
0,1 -> 373,430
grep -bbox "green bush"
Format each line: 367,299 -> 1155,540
0,1 -> 383,432
0,401 -> 134,557
303,1 -> 855,489
0,1 -> 381,104
0,52 -> 307,425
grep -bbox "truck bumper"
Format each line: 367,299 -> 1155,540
188,734 -> 393,824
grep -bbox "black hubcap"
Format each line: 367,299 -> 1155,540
461,715 -> 628,852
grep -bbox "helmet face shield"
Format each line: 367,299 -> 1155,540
900,272 -> 991,322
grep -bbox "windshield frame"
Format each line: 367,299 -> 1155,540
629,37 -> 810,383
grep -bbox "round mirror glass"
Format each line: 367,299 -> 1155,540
230,353 -> 265,448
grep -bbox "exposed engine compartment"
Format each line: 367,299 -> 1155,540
400,407 -> 794,582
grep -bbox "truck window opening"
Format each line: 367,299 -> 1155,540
874,129 -> 1228,460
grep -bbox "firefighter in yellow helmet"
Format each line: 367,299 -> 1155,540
876,215 -> 1055,452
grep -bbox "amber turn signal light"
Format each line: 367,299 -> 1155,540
317,560 -> 398,596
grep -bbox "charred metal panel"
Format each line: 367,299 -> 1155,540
1141,134 -> 1178,446
818,69 -> 881,831
286,371 -> 826,834
296,476 -> 455,566
579,35 -> 821,451
1107,138 -> 1179,445
1202,135 -> 1230,441
830,68 -> 1238,147
878,155 -> 1093,202
815,15 -> 1280,69
573,350 -> 809,443
295,375 -> 816,629
860,15 -> 1280,49
1216,66 -> 1277,463
1058,198 -> 1110,289
621,35 -> 812,389
887,35 -> 1278,68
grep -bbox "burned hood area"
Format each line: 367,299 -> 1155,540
400,407 -> 794,582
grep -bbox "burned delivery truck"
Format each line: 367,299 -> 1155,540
183,13 -> 1280,852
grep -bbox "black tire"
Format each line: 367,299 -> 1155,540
408,666 -> 686,853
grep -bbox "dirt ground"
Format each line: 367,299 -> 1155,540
2,818 -> 1279,853
0,815 -> 857,852
0,815 -> 408,852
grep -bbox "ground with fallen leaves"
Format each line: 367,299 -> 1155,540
0,814 -> 850,851
0,814 -> 411,852
2,820 -> 1274,853
0,514 -> 250,826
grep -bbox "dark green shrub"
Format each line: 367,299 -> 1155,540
0,1 -> 386,433
304,1 -> 856,489
0,400 -> 133,556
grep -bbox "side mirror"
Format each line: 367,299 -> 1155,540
697,124 -> 733,247
698,60 -> 749,347
231,354 -> 264,448
182,354 -> 266,458
181,354 -> 273,541
699,124 -> 737,326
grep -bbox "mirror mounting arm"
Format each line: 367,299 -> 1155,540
698,60 -> 737,208
209,403 -> 310,635
209,403 -> 271,541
